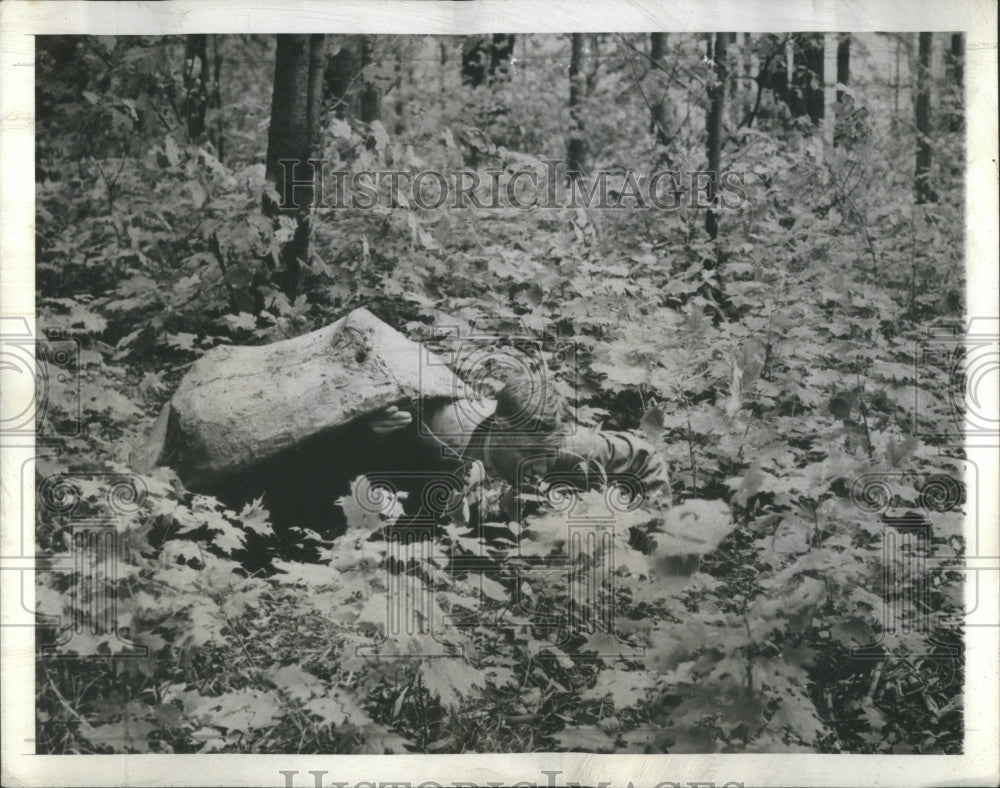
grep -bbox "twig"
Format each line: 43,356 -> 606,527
615,34 -> 708,90
855,368 -> 874,458
737,36 -> 791,130
686,417 -> 698,491
45,673 -> 95,731
208,231 -> 243,311
742,609 -> 754,692
623,47 -> 674,156
866,660 -> 884,702
909,207 -> 919,312
828,161 -> 879,276
169,360 -> 197,374
739,49 -> 777,130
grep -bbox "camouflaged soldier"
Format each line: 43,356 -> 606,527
371,374 -> 670,505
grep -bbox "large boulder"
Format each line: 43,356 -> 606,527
132,307 -> 460,487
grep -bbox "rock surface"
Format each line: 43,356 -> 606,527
132,307 -> 459,487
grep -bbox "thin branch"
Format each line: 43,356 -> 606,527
855,368 -> 874,458
828,160 -> 879,276
615,34 -> 709,91
737,36 -> 793,130
623,48 -> 674,158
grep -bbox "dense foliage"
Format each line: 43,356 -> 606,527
35,33 -> 965,755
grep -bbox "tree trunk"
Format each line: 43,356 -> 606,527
833,34 -> 853,148
325,38 -> 359,118
490,34 -> 515,80
265,34 -> 327,302
705,32 -> 727,240
798,33 -> 825,124
893,36 -> 901,121
740,33 -> 754,120
784,37 -> 803,117
461,34 -> 515,87
947,33 -> 964,87
567,33 -> 587,179
756,34 -> 793,122
650,32 -> 665,71
183,34 -> 208,140
461,36 -> 487,87
649,33 -> 671,152
728,33 -> 742,129
439,40 -> 448,96
915,32 -> 935,204
945,33 -> 964,131
393,47 -> 406,135
769,34 -> 824,124
359,36 -> 381,123
585,34 -> 601,95
836,33 -> 850,102
210,35 -> 224,161
821,33 -> 837,152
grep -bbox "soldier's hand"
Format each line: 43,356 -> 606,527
369,405 -> 413,435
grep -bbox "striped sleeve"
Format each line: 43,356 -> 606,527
549,428 -> 670,503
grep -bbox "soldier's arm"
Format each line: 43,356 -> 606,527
369,398 -> 496,461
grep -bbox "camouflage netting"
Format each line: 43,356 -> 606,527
132,307 -> 459,487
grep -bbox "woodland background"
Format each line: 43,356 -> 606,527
34,32 -> 967,754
